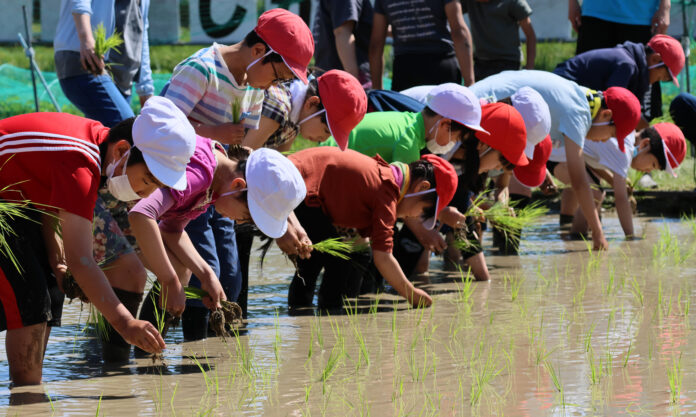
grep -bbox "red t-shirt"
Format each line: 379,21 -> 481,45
288,147 -> 399,253
0,113 -> 109,220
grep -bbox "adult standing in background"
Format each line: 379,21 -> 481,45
313,0 -> 373,88
462,0 -> 537,81
568,0 -> 671,54
369,0 -> 475,91
54,0 -> 153,127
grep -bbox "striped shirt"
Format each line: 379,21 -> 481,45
164,43 -> 264,130
0,113 -> 109,220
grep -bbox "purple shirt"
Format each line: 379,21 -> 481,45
131,135 -> 220,232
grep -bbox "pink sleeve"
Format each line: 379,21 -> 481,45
130,188 -> 176,220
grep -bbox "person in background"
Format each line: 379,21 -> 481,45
670,92 -> 696,149
161,8 -> 313,340
312,0 -> 373,88
554,34 -> 684,130
568,0 -> 671,54
462,0 -> 537,80
369,0 -> 474,91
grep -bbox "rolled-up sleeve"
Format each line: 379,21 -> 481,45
71,0 -> 93,15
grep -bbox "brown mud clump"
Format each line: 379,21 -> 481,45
62,271 -> 89,303
209,301 -> 244,339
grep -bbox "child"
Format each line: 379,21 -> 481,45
548,123 -> 686,238
130,145 -> 306,339
669,92 -> 696,148
553,34 -> 684,129
236,69 -> 367,318
461,0 -> 537,80
0,97 -> 195,385
162,8 -> 314,339
276,148 -> 458,309
471,70 -> 642,250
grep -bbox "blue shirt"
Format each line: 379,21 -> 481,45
553,41 -> 650,118
470,70 -> 591,150
581,0 -> 660,26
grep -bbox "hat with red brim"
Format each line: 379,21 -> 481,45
475,103 -> 529,167
255,9 -> 314,84
513,135 -> 552,188
653,122 -> 687,177
420,154 -> 458,230
647,34 -> 685,87
318,70 -> 367,150
603,87 -> 641,152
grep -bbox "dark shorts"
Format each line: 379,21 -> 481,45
0,209 -> 64,331
474,58 -> 520,81
392,52 -> 461,92
547,160 -> 602,187
575,16 -> 652,54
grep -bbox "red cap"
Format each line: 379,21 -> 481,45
603,87 -> 641,152
653,122 -> 687,177
475,103 -> 529,167
317,70 -> 367,150
647,34 -> 685,87
420,154 -> 458,230
513,135 -> 552,188
255,9 -> 314,84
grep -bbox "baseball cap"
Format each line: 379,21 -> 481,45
603,87 -> 641,151
647,34 -> 685,87
513,135 -> 552,188
255,9 -> 314,84
669,93 -> 696,147
426,83 -> 489,135
510,87 -> 551,159
475,103 -> 529,167
246,148 -> 307,238
653,122 -> 687,177
132,96 -> 196,191
318,70 -> 367,150
420,154 -> 458,230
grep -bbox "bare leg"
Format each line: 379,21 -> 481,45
463,252 -> 490,281
6,323 -> 47,386
103,252 -> 148,293
413,250 -> 430,274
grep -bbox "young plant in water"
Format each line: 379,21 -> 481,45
667,354 -> 683,404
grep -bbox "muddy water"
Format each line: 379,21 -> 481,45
2,215 -> 696,416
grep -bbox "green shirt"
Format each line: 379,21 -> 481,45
321,111 -> 426,163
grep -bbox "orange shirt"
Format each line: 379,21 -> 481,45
288,147 -> 399,252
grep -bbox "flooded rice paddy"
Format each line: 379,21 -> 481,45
2,214 -> 696,416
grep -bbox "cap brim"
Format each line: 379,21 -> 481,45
663,139 -> 677,177
326,117 -> 349,151
280,55 -> 308,84
669,68 -> 680,87
248,194 -> 289,238
422,196 -> 441,230
143,153 -> 188,191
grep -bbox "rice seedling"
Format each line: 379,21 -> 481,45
455,266 -> 475,305
509,274 -> 524,302
584,323 -> 596,353
320,343 -> 344,385
93,23 -> 123,58
232,329 -> 255,378
587,347 -> 603,385
667,354 -> 683,404
230,98 -> 242,124
170,382 -> 179,415
469,345 -> 504,407
95,393 -> 103,417
543,360 -> 565,407
273,309 -> 282,367
622,341 -> 632,368
311,237 -> 368,260
629,276 -> 644,307
46,389 -> 55,412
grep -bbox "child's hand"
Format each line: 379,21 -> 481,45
160,279 -> 186,316
121,318 -> 166,354
201,278 -> 226,310
410,288 -> 432,308
276,223 -> 313,259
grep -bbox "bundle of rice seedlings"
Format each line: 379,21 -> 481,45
63,270 -> 89,303
0,199 -> 36,274
161,284 -> 243,338
93,23 -> 123,73
230,98 -> 242,124
312,237 -> 369,260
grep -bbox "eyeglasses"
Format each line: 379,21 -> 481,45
270,60 -> 294,85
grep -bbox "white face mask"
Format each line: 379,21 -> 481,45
106,150 -> 141,202
298,109 -> 326,125
648,62 -> 665,70
592,121 -> 612,126
426,119 -> 456,155
218,188 -> 248,199
246,50 -> 273,72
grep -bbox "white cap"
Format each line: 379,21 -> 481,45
246,148 -> 306,238
511,87 -> 551,159
426,83 -> 489,135
132,97 -> 196,190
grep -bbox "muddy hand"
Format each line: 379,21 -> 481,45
201,279 -> 226,310
410,288 -> 432,308
593,235 -> 609,251
122,319 -> 166,354
160,280 -> 186,316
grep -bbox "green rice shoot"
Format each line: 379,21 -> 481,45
93,23 -> 123,59
231,98 -> 242,124
312,237 -> 367,260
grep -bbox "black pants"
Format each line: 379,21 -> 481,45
392,52 -> 461,92
235,228 -> 253,319
287,203 -> 371,310
575,16 -> 652,54
474,58 -> 520,81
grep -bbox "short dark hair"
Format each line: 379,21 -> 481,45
408,159 -> 438,219
101,117 -> 145,167
304,77 -> 328,125
639,126 -> 666,169
243,30 -> 284,64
